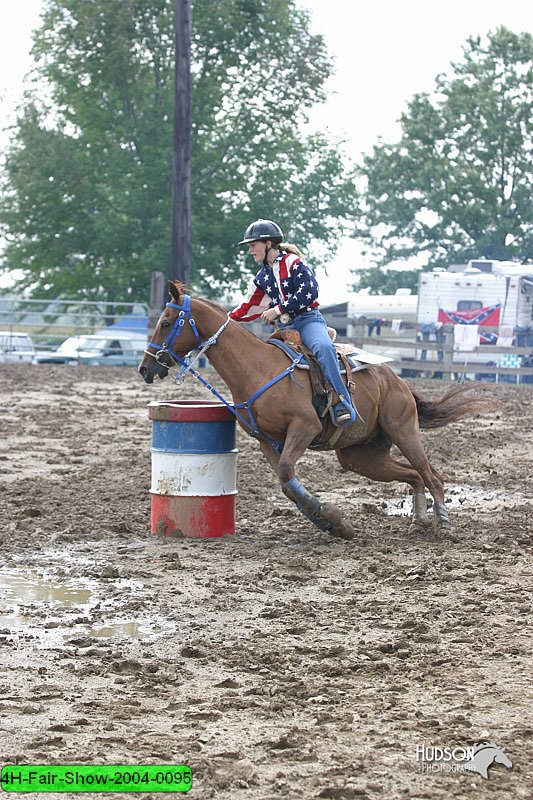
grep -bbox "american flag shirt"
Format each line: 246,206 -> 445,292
229,251 -> 320,322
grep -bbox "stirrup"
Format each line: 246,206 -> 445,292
331,400 -> 356,427
334,408 -> 352,425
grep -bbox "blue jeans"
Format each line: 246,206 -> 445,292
281,310 -> 352,406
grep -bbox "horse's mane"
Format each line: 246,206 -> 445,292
198,295 -> 228,314
169,279 -> 237,318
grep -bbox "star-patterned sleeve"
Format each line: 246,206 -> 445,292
229,276 -> 271,322
277,261 -> 319,315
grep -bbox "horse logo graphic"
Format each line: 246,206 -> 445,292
462,742 -> 513,779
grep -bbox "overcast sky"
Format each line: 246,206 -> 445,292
299,0 -> 531,157
0,1 -> 531,300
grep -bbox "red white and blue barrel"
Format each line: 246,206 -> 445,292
148,401 -> 237,538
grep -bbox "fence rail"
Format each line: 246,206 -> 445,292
322,315 -> 533,384
0,297 -> 149,348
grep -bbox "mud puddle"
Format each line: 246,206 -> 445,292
384,484 -> 531,516
0,570 -> 94,607
0,565 -> 174,647
89,620 -> 168,639
314,483 -> 531,521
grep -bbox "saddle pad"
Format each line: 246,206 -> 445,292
267,339 -> 394,372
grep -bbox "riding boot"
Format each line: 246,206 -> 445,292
332,397 -> 356,427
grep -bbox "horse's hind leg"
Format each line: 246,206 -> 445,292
396,439 -> 450,531
375,381 -> 452,532
336,441 -> 432,535
380,423 -> 450,532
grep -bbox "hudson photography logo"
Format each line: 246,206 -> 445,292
416,741 -> 513,779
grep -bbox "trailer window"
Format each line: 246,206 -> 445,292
457,300 -> 483,311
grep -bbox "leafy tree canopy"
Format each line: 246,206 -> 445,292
0,0 -> 357,301
356,27 -> 532,270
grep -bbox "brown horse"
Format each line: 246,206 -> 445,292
139,281 -> 489,540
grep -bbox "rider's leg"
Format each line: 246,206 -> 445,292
290,311 -> 356,426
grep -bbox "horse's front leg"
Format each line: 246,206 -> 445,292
259,440 -> 282,473
262,425 -> 355,541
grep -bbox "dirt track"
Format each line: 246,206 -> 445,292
0,363 -> 532,799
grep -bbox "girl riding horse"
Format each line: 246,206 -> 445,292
230,219 -> 356,428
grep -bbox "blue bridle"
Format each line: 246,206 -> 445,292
146,296 -> 202,356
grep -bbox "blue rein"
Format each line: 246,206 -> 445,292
146,295 -> 304,454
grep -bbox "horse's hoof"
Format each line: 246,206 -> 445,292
317,502 -> 343,528
330,522 -> 356,541
408,520 -> 431,536
434,520 -> 452,534
315,503 -> 354,540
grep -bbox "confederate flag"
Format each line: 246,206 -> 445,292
438,303 -> 501,344
437,303 -> 502,326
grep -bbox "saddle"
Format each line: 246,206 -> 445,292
269,328 -> 392,377
268,329 -> 393,448
269,329 -> 332,419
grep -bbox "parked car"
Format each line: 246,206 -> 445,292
33,334 -> 147,366
0,331 -> 36,364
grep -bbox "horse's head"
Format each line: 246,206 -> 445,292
492,747 -> 513,769
464,742 -> 513,778
138,280 -> 202,383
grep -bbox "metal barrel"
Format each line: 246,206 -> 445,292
148,401 -> 237,538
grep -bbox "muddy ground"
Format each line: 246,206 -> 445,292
0,363 -> 532,800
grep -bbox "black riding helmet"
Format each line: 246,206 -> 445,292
238,219 -> 283,246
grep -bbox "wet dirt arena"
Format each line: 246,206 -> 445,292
0,364 -> 532,799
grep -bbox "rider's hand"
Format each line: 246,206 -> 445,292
261,307 -> 280,324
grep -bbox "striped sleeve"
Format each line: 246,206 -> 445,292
229,278 -> 271,322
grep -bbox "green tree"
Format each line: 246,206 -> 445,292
0,0 -> 357,301
357,27 -> 532,269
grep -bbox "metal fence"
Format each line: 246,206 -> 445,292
0,297 -> 149,349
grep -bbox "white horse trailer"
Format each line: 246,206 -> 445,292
417,260 -> 533,365
345,290 -> 418,362
417,263 -> 533,327
347,289 -> 418,327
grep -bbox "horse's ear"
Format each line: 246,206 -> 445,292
168,280 -> 182,304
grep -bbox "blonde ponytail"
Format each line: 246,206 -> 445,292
279,242 -> 304,259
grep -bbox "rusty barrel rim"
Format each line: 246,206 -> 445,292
147,400 -> 235,423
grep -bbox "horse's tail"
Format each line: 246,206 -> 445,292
411,384 -> 496,430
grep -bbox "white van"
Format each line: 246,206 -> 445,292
34,334 -> 147,366
0,331 -> 36,364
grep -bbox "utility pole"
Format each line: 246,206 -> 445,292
171,0 -> 191,285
